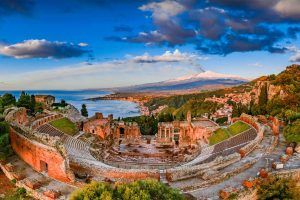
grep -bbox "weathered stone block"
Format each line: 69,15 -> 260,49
12,172 -> 25,181
259,169 -> 268,178
25,179 -> 42,189
280,154 -> 289,163
4,163 -> 14,172
243,180 -> 254,188
43,190 -> 61,199
286,147 -> 293,155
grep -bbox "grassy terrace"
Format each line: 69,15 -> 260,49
49,117 -> 78,136
209,121 -> 251,145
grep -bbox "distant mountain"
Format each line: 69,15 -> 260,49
112,71 -> 249,92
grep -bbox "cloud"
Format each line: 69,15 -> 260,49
139,0 -> 186,21
287,46 -> 300,62
131,49 -> 208,63
248,62 -> 264,67
0,0 -> 34,16
108,0 -> 300,56
0,49 -> 205,89
0,39 -> 90,59
273,0 -> 300,19
78,42 -> 89,47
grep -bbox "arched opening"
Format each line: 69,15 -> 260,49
40,160 -> 48,174
174,134 -> 179,146
119,127 -> 125,138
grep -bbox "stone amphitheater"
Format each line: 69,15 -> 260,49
2,108 -> 300,200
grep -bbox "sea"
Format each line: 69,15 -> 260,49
0,90 -> 140,119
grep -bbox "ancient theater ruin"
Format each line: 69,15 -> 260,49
157,111 -> 218,147
2,101 -> 299,200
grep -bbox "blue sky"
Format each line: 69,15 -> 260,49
0,0 -> 299,90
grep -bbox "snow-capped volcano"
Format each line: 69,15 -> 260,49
111,70 -> 249,92
165,71 -> 248,83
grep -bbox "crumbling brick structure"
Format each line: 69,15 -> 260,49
10,128 -> 74,183
157,111 -> 218,147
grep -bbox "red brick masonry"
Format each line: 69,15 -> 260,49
10,128 -> 73,183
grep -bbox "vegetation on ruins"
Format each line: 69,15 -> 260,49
0,119 -> 12,161
81,104 -> 88,117
284,119 -> 300,144
49,117 -> 78,136
4,187 -> 32,200
257,175 -> 300,200
122,115 -> 158,135
0,92 -> 44,115
0,93 -> 16,114
216,116 -> 228,125
208,121 -> 250,145
70,179 -> 185,200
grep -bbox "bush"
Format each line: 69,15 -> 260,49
284,119 -> 300,144
216,117 -> 228,125
70,179 -> 185,200
0,121 -> 9,135
257,175 -> 299,200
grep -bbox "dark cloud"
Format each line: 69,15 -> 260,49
107,0 -> 300,56
0,0 -> 34,16
0,39 -> 90,59
287,27 -> 300,39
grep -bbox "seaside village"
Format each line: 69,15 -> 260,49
0,87 -> 299,200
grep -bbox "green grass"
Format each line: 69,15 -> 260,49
209,121 -> 251,145
227,121 -> 250,136
49,118 -> 78,136
209,128 -> 231,145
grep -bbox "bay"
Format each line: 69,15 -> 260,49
0,90 -> 140,118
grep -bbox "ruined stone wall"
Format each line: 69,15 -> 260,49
166,115 -> 262,182
239,113 -> 259,131
5,107 -> 29,126
31,114 -> 62,130
10,128 -> 74,183
70,162 -> 160,182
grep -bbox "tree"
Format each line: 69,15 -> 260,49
61,99 -> 66,107
257,175 -> 299,200
258,83 -> 268,114
283,119 -> 300,144
0,121 -> 12,161
1,93 -> 16,107
70,180 -> 184,200
17,91 -> 31,109
81,104 -> 88,117
30,95 -> 36,114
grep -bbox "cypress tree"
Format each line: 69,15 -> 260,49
81,104 -> 88,117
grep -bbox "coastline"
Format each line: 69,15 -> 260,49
86,93 -> 151,116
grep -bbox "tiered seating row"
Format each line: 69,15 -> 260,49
184,127 -> 257,166
37,124 -> 64,137
63,136 -> 96,161
212,128 -> 256,154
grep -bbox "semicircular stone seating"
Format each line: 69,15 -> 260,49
183,127 -> 257,166
37,124 -> 64,137
63,136 -> 96,161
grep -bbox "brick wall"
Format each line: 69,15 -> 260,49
10,128 -> 74,183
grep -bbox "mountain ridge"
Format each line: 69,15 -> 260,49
108,70 -> 248,93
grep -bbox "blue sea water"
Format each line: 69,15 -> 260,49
0,90 -> 140,118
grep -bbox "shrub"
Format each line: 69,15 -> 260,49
70,179 -> 185,200
284,119 -> 300,144
216,117 -> 228,125
257,175 -> 299,200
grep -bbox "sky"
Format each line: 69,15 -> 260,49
0,0 -> 300,90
